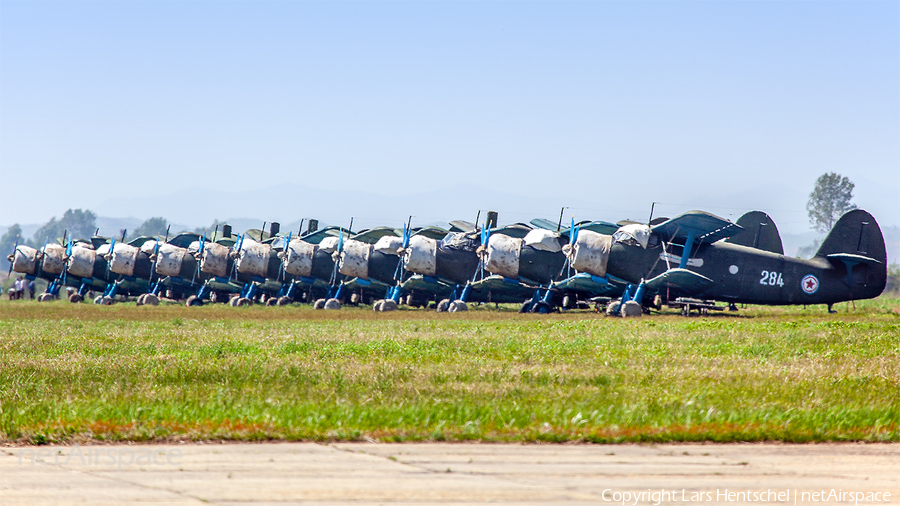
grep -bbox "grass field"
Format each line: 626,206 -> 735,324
1,298 -> 899,445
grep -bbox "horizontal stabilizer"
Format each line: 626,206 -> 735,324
645,268 -> 714,293
826,253 -> 882,267
651,211 -> 742,245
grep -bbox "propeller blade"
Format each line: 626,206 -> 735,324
7,234 -> 19,277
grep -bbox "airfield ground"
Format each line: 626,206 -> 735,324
1,298 -> 898,445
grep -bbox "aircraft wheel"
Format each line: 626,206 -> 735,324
277,296 -> 291,306
380,299 -> 398,312
143,294 -> 160,306
700,307 -> 709,317
519,301 -> 533,313
562,295 -> 575,309
653,295 -> 663,311
448,300 -> 468,312
236,297 -> 252,307
313,298 -> 326,310
37,293 -> 53,302
530,301 -> 551,314
136,294 -> 146,306
185,295 -> 203,307
621,300 -> 642,317
324,298 -> 342,310
350,293 -> 360,304
69,293 -> 83,304
606,300 -> 621,317
436,299 -> 451,313
93,296 -> 104,304
373,300 -> 385,311
265,298 -> 278,307
101,296 -> 115,306
681,305 -> 690,317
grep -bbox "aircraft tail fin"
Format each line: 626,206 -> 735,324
726,211 -> 784,254
815,209 -> 887,298
815,209 -> 886,263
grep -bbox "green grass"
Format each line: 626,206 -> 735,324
1,298 -> 899,444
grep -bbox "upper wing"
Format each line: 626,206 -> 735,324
651,211 -> 742,245
351,227 -> 399,244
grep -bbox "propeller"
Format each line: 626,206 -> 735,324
7,233 -> 20,277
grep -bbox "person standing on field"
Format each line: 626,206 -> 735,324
28,279 -> 35,299
15,277 -> 24,300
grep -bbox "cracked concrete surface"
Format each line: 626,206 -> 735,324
1,443 -> 898,505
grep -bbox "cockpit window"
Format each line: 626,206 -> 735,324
612,231 -> 642,248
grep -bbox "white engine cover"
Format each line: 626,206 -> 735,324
200,242 -> 230,277
523,229 -> 563,252
67,245 -> 97,279
403,235 -> 437,276
566,230 -> 612,277
318,237 -> 340,254
484,234 -> 522,279
373,235 -> 403,256
236,238 -> 270,277
156,243 -> 186,277
11,245 -> 37,274
284,239 -> 316,277
339,239 -> 371,279
109,243 -> 139,276
40,244 -> 67,275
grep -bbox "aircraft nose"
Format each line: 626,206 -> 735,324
564,231 -> 612,278
403,235 -> 437,276
11,245 -> 39,274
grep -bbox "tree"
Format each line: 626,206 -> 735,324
131,217 -> 168,239
1,224 -> 23,272
807,172 -> 857,233
30,209 -> 97,246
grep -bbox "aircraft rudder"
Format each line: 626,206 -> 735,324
814,209 -> 887,265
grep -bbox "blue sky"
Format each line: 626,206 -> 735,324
1,0 -> 898,234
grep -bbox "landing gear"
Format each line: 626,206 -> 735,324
185,295 -> 203,307
827,303 -> 836,314
436,299 -> 450,313
530,301 -> 551,314
448,300 -> 468,312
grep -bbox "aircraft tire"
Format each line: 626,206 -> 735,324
380,299 -> 398,312
448,300 -> 468,312
313,298 -> 326,310
143,294 -> 160,306
324,298 -> 342,310
229,295 -> 241,307
350,293 -> 360,304
519,301 -> 533,313
185,295 -> 202,307
101,296 -> 115,306
562,295 -> 575,309
69,293 -> 83,304
605,300 -> 621,317
653,295 -> 663,311
276,296 -> 291,306
265,298 -> 278,306
436,299 -> 451,313
136,294 -> 146,306
38,293 -> 53,303
237,297 -> 252,307
373,300 -> 385,311
621,300 -> 642,317
93,296 -> 104,304
530,301 -> 551,314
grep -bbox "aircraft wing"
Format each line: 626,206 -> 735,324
491,224 -> 532,239
351,227 -> 399,244
343,276 -> 393,293
400,274 -> 455,299
529,218 -> 559,230
467,275 -> 540,302
644,268 -> 714,294
560,221 -> 619,238
412,227 -> 449,241
551,272 -> 625,298
651,211 -> 742,245
300,226 -> 347,245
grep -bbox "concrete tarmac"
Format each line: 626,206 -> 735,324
2,442 -> 898,505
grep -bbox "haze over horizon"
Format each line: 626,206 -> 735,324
1,1 -> 898,234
